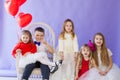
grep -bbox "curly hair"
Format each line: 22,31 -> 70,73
77,44 -> 93,69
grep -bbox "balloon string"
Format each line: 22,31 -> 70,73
17,27 -> 22,40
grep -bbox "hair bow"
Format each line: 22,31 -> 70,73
87,40 -> 96,52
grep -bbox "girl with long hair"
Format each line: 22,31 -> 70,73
79,32 -> 120,80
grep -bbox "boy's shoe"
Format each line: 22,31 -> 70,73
50,60 -> 63,73
50,62 -> 58,73
59,60 -> 63,64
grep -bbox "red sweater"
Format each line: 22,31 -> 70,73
12,42 -> 37,58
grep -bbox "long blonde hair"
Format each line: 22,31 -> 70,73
59,19 -> 75,39
77,44 -> 93,69
93,32 -> 109,67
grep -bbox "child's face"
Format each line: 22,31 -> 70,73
65,21 -> 72,33
21,34 -> 30,43
82,47 -> 90,57
94,35 -> 103,47
34,31 -> 44,42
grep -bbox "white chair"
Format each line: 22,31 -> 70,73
16,22 -> 55,80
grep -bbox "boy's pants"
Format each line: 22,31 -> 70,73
22,61 -> 50,80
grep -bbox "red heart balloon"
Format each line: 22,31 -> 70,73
18,0 -> 26,6
4,0 -> 19,16
17,12 -> 32,28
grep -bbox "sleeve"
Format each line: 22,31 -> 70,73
12,43 -> 21,58
107,48 -> 112,56
30,44 -> 37,53
58,39 -> 64,52
73,35 -> 79,53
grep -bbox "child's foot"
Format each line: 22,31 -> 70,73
58,60 -> 63,64
56,60 -> 63,66
50,62 -> 58,73
50,60 -> 63,73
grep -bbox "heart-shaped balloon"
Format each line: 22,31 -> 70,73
18,0 -> 26,6
17,12 -> 32,28
4,0 -> 19,16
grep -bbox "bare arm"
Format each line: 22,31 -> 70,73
42,39 -> 54,54
45,43 -> 54,54
75,57 -> 80,80
74,52 -> 78,62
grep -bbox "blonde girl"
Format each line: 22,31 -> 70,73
57,19 -> 79,80
79,32 -> 120,80
75,44 -> 93,80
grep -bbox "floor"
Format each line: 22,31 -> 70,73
0,77 -> 17,80
0,77 -> 43,80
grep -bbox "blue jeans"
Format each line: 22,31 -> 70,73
22,61 -> 50,80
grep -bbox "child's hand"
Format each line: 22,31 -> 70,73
102,71 -> 107,75
74,52 -> 78,62
61,53 -> 64,60
24,52 -> 30,56
16,49 -> 21,53
74,76 -> 78,80
99,70 -> 107,76
41,39 -> 47,45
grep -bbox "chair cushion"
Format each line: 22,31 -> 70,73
18,68 -> 41,75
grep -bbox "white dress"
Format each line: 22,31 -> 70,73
51,33 -> 79,80
19,43 -> 54,68
79,49 -> 120,80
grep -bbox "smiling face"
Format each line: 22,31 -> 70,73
81,47 -> 90,57
65,21 -> 73,33
94,35 -> 103,47
21,34 -> 30,43
34,31 -> 44,42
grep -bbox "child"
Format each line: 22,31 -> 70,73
20,27 -> 62,80
12,30 -> 37,58
75,44 -> 93,80
54,19 -> 79,80
12,29 -> 61,80
79,32 -> 120,80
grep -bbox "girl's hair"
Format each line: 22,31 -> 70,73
20,30 -> 33,43
59,19 -> 75,39
93,32 -> 109,67
77,44 -> 93,69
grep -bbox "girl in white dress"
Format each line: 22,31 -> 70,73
79,32 -> 120,80
51,19 -> 79,80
